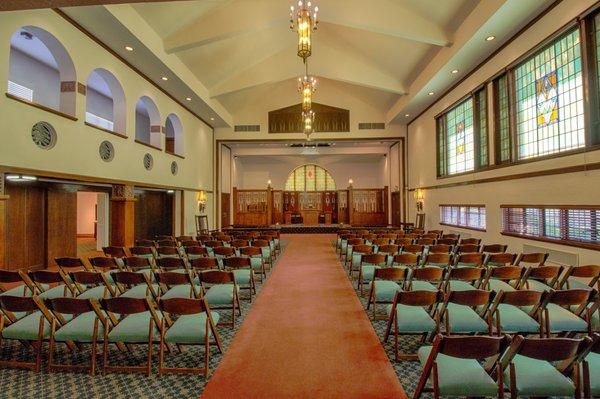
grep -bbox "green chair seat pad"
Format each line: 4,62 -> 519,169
77,285 -> 112,300
387,304 -> 437,333
108,311 -> 161,343
161,285 -> 196,300
504,354 -> 574,397
205,284 -> 238,306
545,304 -> 588,333
446,303 -> 488,333
233,269 -> 252,286
2,312 -> 53,340
525,279 -> 554,292
370,281 -> 401,302
409,281 -> 438,292
164,312 -> 220,344
54,311 -> 104,342
417,346 -> 498,397
121,284 -> 160,299
495,304 -> 539,333
586,352 -> 600,395
38,285 -> 74,300
447,280 -> 477,291
487,279 -> 516,292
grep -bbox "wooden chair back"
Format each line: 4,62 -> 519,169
442,233 -> 460,240
423,253 -> 452,267
410,267 -> 445,282
460,238 -> 482,245
231,239 -> 250,248
353,244 -> 373,254
157,246 -> 180,257
373,267 -> 406,282
392,253 -> 420,267
377,244 -> 399,255
203,240 -> 223,248
55,257 -> 86,270
129,246 -> 155,257
562,265 -> 600,289
446,289 -> 491,307
89,256 -> 121,271
29,270 -> 64,285
505,335 -> 589,363
485,265 -> 524,282
484,253 -> 517,267
100,297 -> 150,315
186,246 -> 209,257
436,238 -> 458,246
0,295 -> 39,313
361,254 -> 387,266
198,270 -> 235,285
455,244 -> 480,254
176,236 -> 194,242
251,239 -> 269,248
429,244 -> 452,254
446,267 -> 484,283
213,246 -> 235,257
223,257 -> 251,269
124,256 -> 152,270
347,238 -> 364,247
135,239 -> 156,248
523,265 -> 563,288
180,240 -> 200,248
373,238 -> 391,246
395,290 -> 444,306
395,238 -> 413,246
454,253 -> 484,267
497,290 -> 544,307
112,271 -> 149,287
190,257 -> 219,270
158,297 -> 209,315
516,252 -> 549,267
402,244 -> 424,254
155,271 -> 192,287
240,247 -> 262,257
45,297 -> 95,315
156,239 -> 177,248
157,257 -> 186,271
546,289 -> 593,307
102,246 -> 127,258
482,244 -> 508,253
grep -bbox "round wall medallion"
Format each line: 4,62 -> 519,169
99,141 -> 114,162
171,161 -> 178,175
143,153 -> 153,170
31,121 -> 57,150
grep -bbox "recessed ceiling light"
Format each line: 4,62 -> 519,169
485,35 -> 495,42
428,92 -> 434,96
451,69 -> 459,74
125,46 -> 134,51
404,113 -> 410,117
210,117 -> 215,121
186,97 -> 192,101
166,190 -> 174,194
6,174 -> 37,181
161,76 -> 168,81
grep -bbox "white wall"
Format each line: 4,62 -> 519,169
9,48 -> 60,109
135,110 -> 151,143
86,87 -> 113,121
0,9 -> 215,230
76,191 -> 97,235
407,0 -> 600,265
233,154 -> 388,190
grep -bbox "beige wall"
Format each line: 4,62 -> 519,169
0,9 -> 215,229
407,0 -> 600,265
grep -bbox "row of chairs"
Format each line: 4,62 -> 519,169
412,333 -> 599,398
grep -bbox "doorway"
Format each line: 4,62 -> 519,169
76,191 -> 109,256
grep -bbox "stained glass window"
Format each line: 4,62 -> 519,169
494,74 -> 512,164
284,164 -> 336,191
436,99 -> 475,175
474,88 -> 488,168
514,28 -> 584,159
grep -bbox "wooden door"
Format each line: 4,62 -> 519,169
46,189 -> 77,265
221,193 -> 230,228
391,192 -> 401,226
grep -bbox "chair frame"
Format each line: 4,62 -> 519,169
198,270 -> 241,328
439,289 -> 493,335
485,290 -> 545,337
366,267 -> 406,319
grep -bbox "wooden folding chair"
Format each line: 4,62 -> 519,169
485,290 -> 544,336
422,253 -> 452,269
519,264 -> 564,291
190,257 -> 220,272
357,253 -> 386,295
583,332 -> 600,398
223,257 -> 256,301
384,290 -> 443,360
406,267 -> 445,292
198,270 -> 240,328
23,270 -> 76,300
453,252 -> 484,268
537,289 -> 595,337
501,334 -> 592,398
111,271 -> 159,301
414,334 -> 510,398
155,271 -> 197,300
69,271 -> 115,299
349,244 -> 374,278
440,289 -> 493,335
482,244 -> 508,254
100,297 -> 162,376
367,267 -> 406,319
482,265 -> 525,293
560,264 -> 600,291
158,298 -> 222,376
240,247 -> 266,281
443,267 -> 484,292
483,252 -> 517,268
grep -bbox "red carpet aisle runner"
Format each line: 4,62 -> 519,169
201,234 -> 407,399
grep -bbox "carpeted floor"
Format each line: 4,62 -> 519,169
201,234 -> 407,399
0,242 -> 287,399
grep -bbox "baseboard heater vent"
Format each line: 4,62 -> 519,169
523,244 -> 579,267
234,124 -> 260,132
358,122 -> 386,130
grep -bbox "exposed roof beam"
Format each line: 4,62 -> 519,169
210,43 -> 405,98
164,0 -> 451,54
0,0 -> 190,11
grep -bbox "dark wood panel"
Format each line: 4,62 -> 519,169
135,191 -> 174,239
46,189 -> 77,266
391,192 -> 401,226
5,184 -> 46,270
221,193 -> 231,228
0,198 -> 7,269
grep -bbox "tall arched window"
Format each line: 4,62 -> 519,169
8,26 -> 76,115
85,68 -> 126,134
284,164 -> 336,191
165,113 -> 183,155
135,96 -> 161,148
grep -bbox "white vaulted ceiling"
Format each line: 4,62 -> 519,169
61,0 -> 555,127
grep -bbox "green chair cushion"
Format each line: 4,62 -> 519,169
417,346 -> 498,397
205,284 -> 237,306
388,304 -> 437,333
526,279 -> 554,292
39,285 -> 74,300
77,285 -> 112,300
447,280 -> 477,291
233,269 -> 251,286
446,303 -> 488,333
495,304 -> 539,333
546,303 -> 588,333
121,284 -> 159,299
2,312 -> 51,340
456,262 -> 478,268
409,281 -> 438,292
488,278 -> 516,292
504,354 -> 575,396
0,285 -> 31,297
164,312 -> 220,344
566,277 -> 593,290
370,281 -> 401,302
54,311 -> 103,342
586,352 -> 600,395
161,285 -> 196,300
249,257 -> 263,271
108,311 -> 161,343
361,265 -> 377,283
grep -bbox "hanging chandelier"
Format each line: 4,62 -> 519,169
298,74 -> 317,112
303,109 -> 315,140
290,0 -> 318,61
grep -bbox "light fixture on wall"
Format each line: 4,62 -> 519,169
348,178 -> 354,188
267,179 -> 272,188
6,174 -> 37,182
290,0 -> 319,61
197,190 -> 207,214
414,188 -> 424,213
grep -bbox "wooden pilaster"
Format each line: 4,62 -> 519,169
110,184 -> 136,247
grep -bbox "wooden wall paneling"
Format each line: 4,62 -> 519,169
0,196 -> 7,269
391,192 -> 401,226
46,189 -> 77,266
135,190 -> 174,239
221,193 -> 230,227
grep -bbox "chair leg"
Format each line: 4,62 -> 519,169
48,320 -> 56,372
158,321 -> 165,378
102,320 -> 109,375
147,321 -> 154,377
91,320 -> 99,376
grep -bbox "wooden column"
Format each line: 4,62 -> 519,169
348,185 -> 354,225
383,186 -> 389,226
110,185 -> 135,247
0,172 -> 7,269
232,187 -> 238,225
267,186 -> 273,225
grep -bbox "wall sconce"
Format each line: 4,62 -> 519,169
197,190 -> 207,214
414,188 -> 424,213
267,179 -> 272,189
348,178 -> 353,188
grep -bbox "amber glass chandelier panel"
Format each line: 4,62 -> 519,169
290,1 -> 318,61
